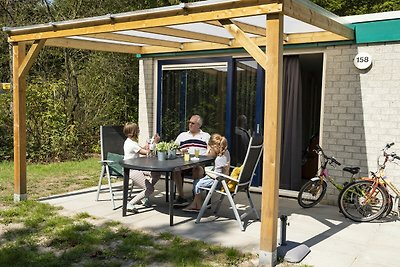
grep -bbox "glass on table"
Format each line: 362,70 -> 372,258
184,152 -> 190,161
194,149 -> 200,158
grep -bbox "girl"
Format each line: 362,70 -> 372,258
183,133 -> 230,212
123,122 -> 161,213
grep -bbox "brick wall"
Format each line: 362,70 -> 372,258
138,58 -> 156,146
322,42 -> 400,204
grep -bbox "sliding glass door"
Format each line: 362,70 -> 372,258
159,61 -> 229,142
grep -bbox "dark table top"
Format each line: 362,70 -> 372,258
120,155 -> 214,172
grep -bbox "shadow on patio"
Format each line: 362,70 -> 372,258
40,180 -> 400,267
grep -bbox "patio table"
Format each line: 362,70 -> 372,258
120,155 -> 214,226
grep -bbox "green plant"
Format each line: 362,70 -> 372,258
156,141 -> 169,152
168,141 -> 179,150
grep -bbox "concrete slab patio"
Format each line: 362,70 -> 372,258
41,181 -> 400,267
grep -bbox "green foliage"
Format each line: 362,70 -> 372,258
168,141 -> 180,150
156,141 -> 169,152
1,0 -> 399,162
311,0 -> 400,15
0,93 -> 13,160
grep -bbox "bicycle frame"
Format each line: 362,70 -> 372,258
369,143 -> 400,218
311,147 -> 352,191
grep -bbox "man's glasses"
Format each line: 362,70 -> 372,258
188,121 -> 197,125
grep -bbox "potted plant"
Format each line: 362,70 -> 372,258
156,141 -> 169,161
167,141 -> 179,159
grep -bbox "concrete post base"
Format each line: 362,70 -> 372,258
14,193 -> 27,202
258,249 -> 277,266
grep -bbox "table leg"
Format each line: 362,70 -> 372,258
165,171 -> 169,202
168,172 -> 174,226
122,168 -> 129,216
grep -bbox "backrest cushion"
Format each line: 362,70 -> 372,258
106,152 -> 124,177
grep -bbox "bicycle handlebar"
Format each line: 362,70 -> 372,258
385,142 -> 395,149
331,157 -> 341,166
313,145 -> 341,166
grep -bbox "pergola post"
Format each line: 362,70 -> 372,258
12,42 -> 27,201
259,12 -> 283,266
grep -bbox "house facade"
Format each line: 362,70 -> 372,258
137,11 -> 400,205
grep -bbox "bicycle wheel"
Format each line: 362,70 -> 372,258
297,179 -> 327,208
338,180 -> 389,222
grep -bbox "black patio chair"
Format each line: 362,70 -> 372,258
195,135 -> 263,231
96,125 -> 133,209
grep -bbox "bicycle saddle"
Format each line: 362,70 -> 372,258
343,166 -> 360,175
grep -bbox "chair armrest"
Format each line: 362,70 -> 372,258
99,160 -> 114,165
205,170 -> 237,182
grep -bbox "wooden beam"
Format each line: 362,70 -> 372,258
206,20 -> 266,36
85,32 -> 182,49
18,39 -> 45,78
259,12 -> 283,266
8,3 -> 283,43
44,38 -> 142,54
140,27 -> 231,45
140,35 -> 268,54
283,0 -> 354,40
219,19 -> 267,69
286,31 -> 348,44
12,42 -> 28,201
5,0 -> 278,36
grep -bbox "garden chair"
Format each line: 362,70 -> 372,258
195,135 -> 263,231
96,125 -> 133,209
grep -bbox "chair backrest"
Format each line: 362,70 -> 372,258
232,127 -> 251,166
100,126 -> 125,161
235,135 -> 263,193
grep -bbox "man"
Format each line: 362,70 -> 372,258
173,114 -> 210,206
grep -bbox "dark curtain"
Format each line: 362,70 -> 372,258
280,56 -> 303,190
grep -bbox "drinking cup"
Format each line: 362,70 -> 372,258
184,152 -> 190,161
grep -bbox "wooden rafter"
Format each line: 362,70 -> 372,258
18,39 -> 46,78
139,26 -> 231,45
286,31 -> 348,44
140,35 -> 269,54
44,38 -> 142,54
85,32 -> 182,49
219,19 -> 267,69
283,0 -> 354,40
8,3 -> 283,43
206,20 -> 266,36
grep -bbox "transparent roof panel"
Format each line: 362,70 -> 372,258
118,30 -> 195,43
69,36 -> 146,47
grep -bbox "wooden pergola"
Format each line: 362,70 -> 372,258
4,0 -> 354,265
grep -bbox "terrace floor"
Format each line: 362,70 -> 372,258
41,180 -> 399,267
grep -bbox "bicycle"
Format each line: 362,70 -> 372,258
297,145 -> 360,208
338,143 -> 399,222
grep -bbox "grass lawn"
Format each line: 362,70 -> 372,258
0,158 -> 254,266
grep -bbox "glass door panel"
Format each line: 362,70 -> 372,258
231,59 -> 258,166
160,64 -> 228,141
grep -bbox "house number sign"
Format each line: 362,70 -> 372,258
354,52 -> 372,70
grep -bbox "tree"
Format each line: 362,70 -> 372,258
311,0 -> 400,16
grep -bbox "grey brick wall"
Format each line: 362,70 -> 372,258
322,42 -> 400,205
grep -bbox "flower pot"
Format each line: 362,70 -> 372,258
167,149 -> 176,160
157,151 -> 167,161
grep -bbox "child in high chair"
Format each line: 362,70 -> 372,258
183,133 -> 230,212
123,122 -> 161,213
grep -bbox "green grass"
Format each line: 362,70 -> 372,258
0,158 -> 253,267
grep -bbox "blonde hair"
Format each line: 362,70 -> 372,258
123,122 -> 139,141
208,133 -> 228,156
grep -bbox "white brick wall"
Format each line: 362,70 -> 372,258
138,58 -> 156,146
322,42 -> 400,204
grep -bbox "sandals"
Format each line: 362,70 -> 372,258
182,207 -> 200,213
